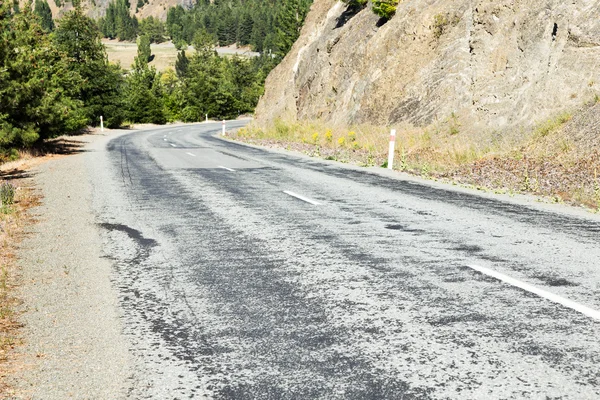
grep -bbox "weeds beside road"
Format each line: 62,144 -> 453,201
234,101 -> 600,211
0,167 -> 40,397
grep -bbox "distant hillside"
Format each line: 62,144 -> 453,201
43,0 -> 313,56
43,0 -> 190,20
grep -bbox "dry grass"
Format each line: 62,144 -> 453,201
235,117 -> 500,172
0,173 -> 40,396
233,102 -> 600,210
0,136 -> 87,395
103,39 -> 258,72
103,39 -> 184,72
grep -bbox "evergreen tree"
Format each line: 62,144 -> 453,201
124,36 -> 165,124
175,50 -> 189,78
273,0 -> 311,56
53,7 -> 126,127
100,0 -> 137,41
0,1 -> 86,149
139,16 -> 166,43
163,0 -> 312,55
237,13 -> 253,45
33,0 -> 54,32
135,34 -> 152,67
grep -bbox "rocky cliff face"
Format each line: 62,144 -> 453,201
255,0 -> 600,135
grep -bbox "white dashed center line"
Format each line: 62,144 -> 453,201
170,144 -> 176,147
186,152 -> 196,157
466,264 -> 600,321
218,166 -> 235,172
163,138 -> 167,141
283,191 -> 320,205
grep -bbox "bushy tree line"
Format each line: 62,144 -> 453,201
98,0 -> 167,43
0,2 -> 277,156
98,0 -> 138,41
166,0 -> 312,56
129,29 -> 277,124
1,2 -> 122,154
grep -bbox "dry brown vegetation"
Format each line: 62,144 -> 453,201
233,101 -> 600,211
0,170 -> 40,397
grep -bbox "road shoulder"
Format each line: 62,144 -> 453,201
8,134 -> 132,399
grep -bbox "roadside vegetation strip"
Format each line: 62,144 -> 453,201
232,101 -> 600,211
0,171 -> 41,396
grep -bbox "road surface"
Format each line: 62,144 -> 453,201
88,122 -> 600,398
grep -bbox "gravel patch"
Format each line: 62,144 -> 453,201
8,133 -> 132,399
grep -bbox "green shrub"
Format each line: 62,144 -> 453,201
372,0 -> 399,19
433,14 -> 448,39
0,182 -> 16,206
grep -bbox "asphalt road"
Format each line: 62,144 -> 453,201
89,121 -> 600,399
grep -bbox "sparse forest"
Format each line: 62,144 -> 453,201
165,0 -> 312,56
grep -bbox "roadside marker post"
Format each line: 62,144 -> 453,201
100,116 -> 104,132
206,114 -> 208,122
222,120 -> 226,135
387,129 -> 396,169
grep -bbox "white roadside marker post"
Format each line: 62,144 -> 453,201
100,116 -> 104,132
206,114 -> 208,122
387,129 -> 396,170
222,120 -> 226,135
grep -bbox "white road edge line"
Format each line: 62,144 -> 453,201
466,264 -> 600,321
218,166 -> 235,172
170,144 -> 176,147
186,152 -> 196,157
283,190 -> 320,205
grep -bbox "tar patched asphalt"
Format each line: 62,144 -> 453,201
87,122 -> 600,399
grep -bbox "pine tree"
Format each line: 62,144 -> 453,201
139,16 -> 166,43
124,35 -> 165,124
100,0 -> 138,41
33,0 -> 54,32
0,1 -> 86,149
175,50 -> 189,78
274,0 -> 304,56
237,13 -> 253,45
135,34 -> 152,68
53,7 -> 126,127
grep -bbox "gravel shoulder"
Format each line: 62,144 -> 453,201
8,132 -> 132,399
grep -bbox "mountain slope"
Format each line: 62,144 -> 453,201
44,0 -> 189,21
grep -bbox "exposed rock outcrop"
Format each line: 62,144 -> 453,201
255,0 -> 600,135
